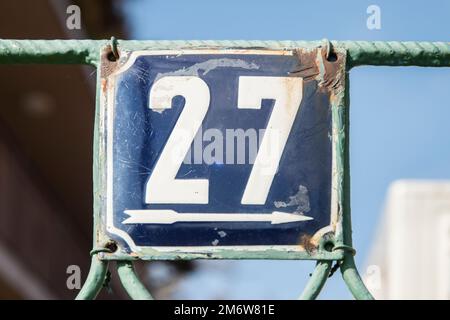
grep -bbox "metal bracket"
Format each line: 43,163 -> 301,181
76,249 -> 372,300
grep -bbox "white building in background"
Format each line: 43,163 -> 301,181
365,180 -> 450,300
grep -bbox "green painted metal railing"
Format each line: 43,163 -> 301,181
2,39 -> 450,67
1,39 -> 450,300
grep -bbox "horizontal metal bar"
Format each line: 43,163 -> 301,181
1,39 -> 450,68
340,41 -> 450,68
0,39 -> 102,65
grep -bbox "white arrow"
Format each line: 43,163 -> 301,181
123,209 -> 313,225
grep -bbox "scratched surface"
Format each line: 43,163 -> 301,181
106,51 -> 334,251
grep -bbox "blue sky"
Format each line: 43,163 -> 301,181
121,0 -> 450,299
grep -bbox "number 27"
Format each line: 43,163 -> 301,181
145,76 -> 303,205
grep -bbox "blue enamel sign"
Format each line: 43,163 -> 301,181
100,48 -> 345,259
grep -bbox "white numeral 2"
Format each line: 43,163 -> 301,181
145,76 -> 303,205
145,76 -> 209,204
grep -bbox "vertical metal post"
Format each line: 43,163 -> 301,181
338,75 -> 374,300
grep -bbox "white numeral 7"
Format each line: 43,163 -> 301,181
145,76 -> 303,205
238,76 -> 303,204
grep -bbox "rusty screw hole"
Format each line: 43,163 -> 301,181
323,241 -> 335,252
326,51 -> 338,62
107,51 -> 118,62
105,241 -> 118,253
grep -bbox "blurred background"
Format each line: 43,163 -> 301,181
0,0 -> 449,299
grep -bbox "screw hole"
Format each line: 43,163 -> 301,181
105,241 -> 118,253
324,241 -> 335,252
326,51 -> 338,62
107,51 -> 117,62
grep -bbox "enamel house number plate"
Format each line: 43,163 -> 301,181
99,46 -> 346,260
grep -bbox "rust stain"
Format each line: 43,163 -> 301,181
318,47 -> 346,90
290,46 -> 346,94
299,234 -> 317,254
101,78 -> 107,93
290,49 -> 320,82
100,44 -> 120,79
